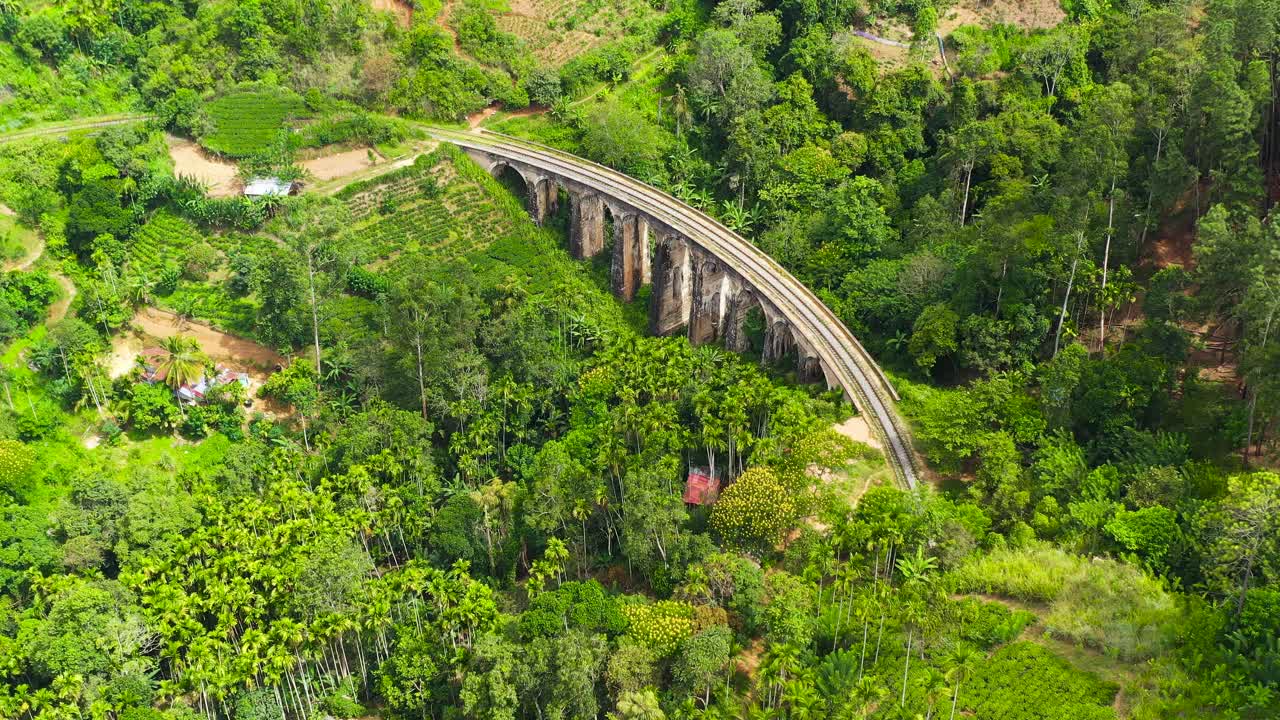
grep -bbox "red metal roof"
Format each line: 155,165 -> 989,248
683,470 -> 720,505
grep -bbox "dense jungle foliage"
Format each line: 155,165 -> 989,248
0,0 -> 1279,719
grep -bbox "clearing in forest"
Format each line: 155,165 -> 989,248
442,0 -> 662,66
167,136 -> 239,197
110,308 -> 283,380
369,0 -> 413,27
854,0 -> 1065,72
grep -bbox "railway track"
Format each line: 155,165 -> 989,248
426,127 -> 921,488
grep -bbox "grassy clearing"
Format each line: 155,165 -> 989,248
948,543 -> 1180,661
0,213 -> 40,265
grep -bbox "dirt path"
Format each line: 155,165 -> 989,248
0,203 -> 13,217
127,307 -> 284,373
46,274 -> 75,326
4,233 -> 44,272
313,141 -> 437,195
0,114 -> 153,144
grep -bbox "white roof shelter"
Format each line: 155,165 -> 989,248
243,177 -> 295,197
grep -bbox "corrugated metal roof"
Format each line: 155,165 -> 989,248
243,177 -> 294,197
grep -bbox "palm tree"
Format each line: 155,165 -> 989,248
124,272 -> 154,307
919,667 -> 949,720
157,335 -> 207,391
612,689 -> 665,720
944,645 -> 982,720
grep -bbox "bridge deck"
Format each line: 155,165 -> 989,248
427,127 -> 920,489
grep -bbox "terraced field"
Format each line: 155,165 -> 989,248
490,0 -> 661,65
341,155 -> 521,267
129,211 -> 204,276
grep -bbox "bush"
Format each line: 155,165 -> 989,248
183,242 -> 220,281
233,688 -> 278,720
962,642 -> 1118,720
950,597 -> 1037,648
0,439 -> 35,498
126,383 -> 180,433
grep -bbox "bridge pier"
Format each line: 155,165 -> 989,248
570,193 -> 606,259
763,321 -> 794,363
689,257 -> 731,346
530,177 -> 558,225
721,291 -> 761,353
650,234 -> 692,335
611,214 -> 650,301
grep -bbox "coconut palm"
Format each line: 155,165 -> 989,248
157,335 -> 207,391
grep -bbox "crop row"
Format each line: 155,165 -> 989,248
201,88 -> 307,158
129,212 -> 204,276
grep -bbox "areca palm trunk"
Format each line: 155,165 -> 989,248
900,629 -> 914,707
1099,176 -> 1117,352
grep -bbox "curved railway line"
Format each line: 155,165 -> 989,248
426,126 -> 921,488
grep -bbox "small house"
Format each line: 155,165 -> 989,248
243,177 -> 296,198
683,467 -> 721,505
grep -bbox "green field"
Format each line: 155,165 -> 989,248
200,86 -> 307,158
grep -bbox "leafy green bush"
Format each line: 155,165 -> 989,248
520,580 -> 627,639
963,642 -> 1118,720
950,597 -> 1037,649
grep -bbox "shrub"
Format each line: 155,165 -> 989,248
0,439 -> 35,498
962,642 -> 1118,719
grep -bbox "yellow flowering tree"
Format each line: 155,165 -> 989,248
710,466 -> 796,549
0,439 -> 34,498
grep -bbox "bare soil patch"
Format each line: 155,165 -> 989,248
126,308 -> 284,376
167,135 -> 239,198
834,414 -> 883,450
370,0 -> 413,27
107,330 -> 148,380
939,0 -> 1065,34
0,203 -> 13,216
300,147 -> 386,182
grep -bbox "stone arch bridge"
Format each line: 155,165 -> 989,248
426,128 -> 919,488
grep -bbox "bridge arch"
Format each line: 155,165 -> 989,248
438,129 -> 919,488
